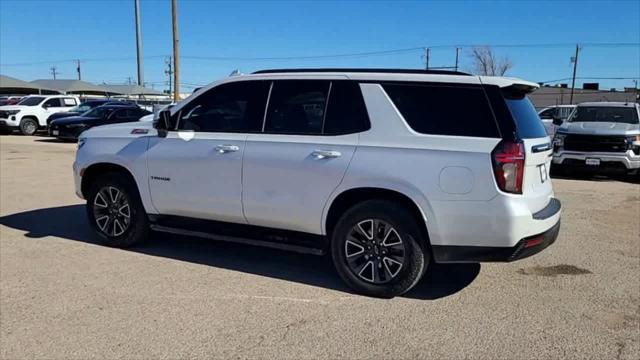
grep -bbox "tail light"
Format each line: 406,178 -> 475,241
492,140 -> 525,194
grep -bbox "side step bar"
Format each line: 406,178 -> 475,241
150,224 -> 325,256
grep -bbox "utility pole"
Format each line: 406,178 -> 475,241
50,66 -> 58,80
76,59 -> 81,80
165,56 -> 173,96
171,0 -> 180,101
454,47 -> 460,72
425,48 -> 430,70
569,43 -> 580,104
134,0 -> 144,86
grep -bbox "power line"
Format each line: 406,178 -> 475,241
2,42 -> 638,66
539,76 -> 640,83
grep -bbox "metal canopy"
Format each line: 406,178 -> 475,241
0,75 -> 61,95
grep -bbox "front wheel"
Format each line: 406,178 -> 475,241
331,200 -> 428,298
86,172 -> 149,247
19,118 -> 39,135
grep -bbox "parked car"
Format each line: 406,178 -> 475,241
73,69 -> 561,298
0,96 -> 23,106
50,105 -> 150,140
0,95 -> 80,135
552,102 -> 640,176
538,105 -> 576,136
46,99 -> 135,125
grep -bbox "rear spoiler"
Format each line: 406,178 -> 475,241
479,76 -> 539,95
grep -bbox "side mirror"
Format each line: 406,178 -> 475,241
42,103 -> 50,109
552,115 -> 563,126
153,110 -> 174,137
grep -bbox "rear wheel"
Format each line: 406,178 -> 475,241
331,200 -> 428,298
86,172 -> 148,247
19,118 -> 39,135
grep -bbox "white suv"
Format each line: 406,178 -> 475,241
0,95 -> 80,135
73,69 -> 561,298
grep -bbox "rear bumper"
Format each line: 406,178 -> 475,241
432,218 -> 560,263
432,198 -> 561,263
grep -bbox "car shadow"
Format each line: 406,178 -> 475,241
34,138 -> 76,143
0,205 -> 480,300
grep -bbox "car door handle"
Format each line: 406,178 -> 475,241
215,144 -> 240,154
312,150 -> 341,159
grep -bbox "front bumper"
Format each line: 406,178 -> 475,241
73,161 -> 84,199
0,119 -> 18,129
49,125 -> 84,140
432,198 -> 561,263
553,150 -> 640,170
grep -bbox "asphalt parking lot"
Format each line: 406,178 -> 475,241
1,135 -> 638,359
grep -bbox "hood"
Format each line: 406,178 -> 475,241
80,120 -> 157,139
52,116 -> 100,125
558,121 -> 640,136
49,111 -> 80,120
0,105 -> 25,111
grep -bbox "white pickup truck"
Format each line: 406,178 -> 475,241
0,95 -> 80,135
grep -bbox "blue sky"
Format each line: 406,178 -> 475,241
1,0 -> 638,91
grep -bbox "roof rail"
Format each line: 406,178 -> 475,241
252,68 -> 471,76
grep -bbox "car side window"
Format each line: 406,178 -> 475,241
539,108 -> 555,119
62,98 -> 77,107
113,109 -> 128,120
177,81 -> 271,133
382,83 -> 500,138
264,80 -> 330,135
43,98 -> 61,108
323,81 -> 370,135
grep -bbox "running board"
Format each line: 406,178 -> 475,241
150,224 -> 325,256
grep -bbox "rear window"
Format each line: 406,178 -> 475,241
569,106 -> 639,124
503,94 -> 547,139
382,83 -> 500,138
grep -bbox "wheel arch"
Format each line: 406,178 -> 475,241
80,162 -> 138,199
324,187 -> 431,247
19,115 -> 40,126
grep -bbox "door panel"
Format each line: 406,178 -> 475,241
146,132 -> 247,223
242,134 -> 357,234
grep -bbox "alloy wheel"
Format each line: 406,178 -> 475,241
344,219 -> 405,284
93,186 -> 131,237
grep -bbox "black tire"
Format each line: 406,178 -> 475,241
331,200 -> 428,298
19,118 -> 39,135
86,172 -> 149,247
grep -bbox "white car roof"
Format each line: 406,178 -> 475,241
171,69 -> 539,114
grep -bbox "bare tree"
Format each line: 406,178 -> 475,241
469,46 -> 513,76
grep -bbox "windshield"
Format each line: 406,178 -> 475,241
503,94 -> 548,138
569,106 -> 639,124
83,107 -> 114,118
70,104 -> 92,113
17,96 -> 45,106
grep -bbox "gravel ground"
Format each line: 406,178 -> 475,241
1,135 -> 638,359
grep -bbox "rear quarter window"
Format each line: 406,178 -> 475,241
503,93 -> 548,139
382,83 -> 500,138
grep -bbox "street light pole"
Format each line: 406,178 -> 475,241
171,0 -> 180,101
134,0 -> 144,86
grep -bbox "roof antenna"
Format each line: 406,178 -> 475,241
229,69 -> 242,77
